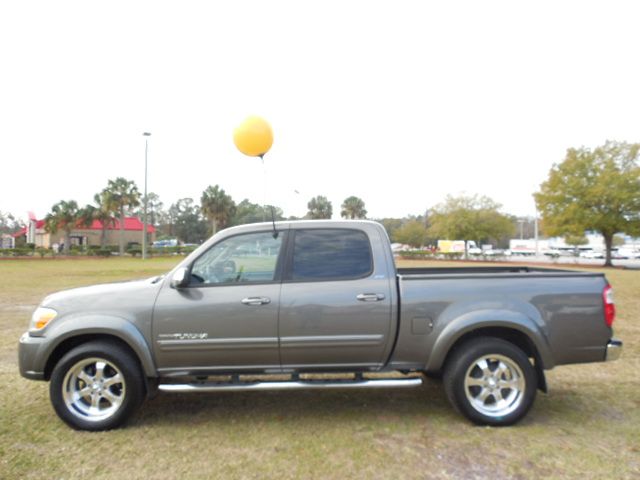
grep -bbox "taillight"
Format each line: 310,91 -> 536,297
603,285 -> 615,328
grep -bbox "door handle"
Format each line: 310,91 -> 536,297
241,297 -> 271,306
356,293 -> 385,302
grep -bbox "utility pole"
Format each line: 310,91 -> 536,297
534,213 -> 539,257
518,219 -> 525,240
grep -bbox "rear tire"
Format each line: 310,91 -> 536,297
50,340 -> 145,431
444,337 -> 537,426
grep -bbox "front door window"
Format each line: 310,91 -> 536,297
191,232 -> 283,285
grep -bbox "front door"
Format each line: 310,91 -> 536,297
153,231 -> 285,374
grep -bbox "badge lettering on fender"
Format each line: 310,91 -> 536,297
158,333 -> 209,340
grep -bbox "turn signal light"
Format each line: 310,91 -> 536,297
29,307 -> 57,332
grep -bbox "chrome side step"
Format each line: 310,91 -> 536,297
158,377 -> 423,393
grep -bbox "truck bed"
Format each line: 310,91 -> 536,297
392,265 -> 610,372
397,265 -> 603,278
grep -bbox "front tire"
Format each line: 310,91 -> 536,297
50,341 -> 145,431
444,337 -> 537,426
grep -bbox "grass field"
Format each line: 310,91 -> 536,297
0,257 -> 638,479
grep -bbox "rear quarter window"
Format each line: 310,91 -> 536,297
289,229 -> 373,281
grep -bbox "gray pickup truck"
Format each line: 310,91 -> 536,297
19,220 -> 622,430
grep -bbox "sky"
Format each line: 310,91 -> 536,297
1,1 -> 639,222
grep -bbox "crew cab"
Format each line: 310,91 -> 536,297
19,220 -> 622,430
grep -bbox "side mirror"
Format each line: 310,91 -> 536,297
170,267 -> 189,289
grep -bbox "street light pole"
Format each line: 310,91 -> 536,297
534,210 -> 539,257
142,132 -> 151,260
518,219 -> 525,240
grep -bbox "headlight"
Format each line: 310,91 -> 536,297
29,307 -> 57,332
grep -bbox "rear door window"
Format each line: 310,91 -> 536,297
289,229 -> 373,281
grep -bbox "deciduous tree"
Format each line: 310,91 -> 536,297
170,198 -> 208,244
0,211 -> 24,235
534,141 -> 640,266
394,220 -> 428,248
231,199 -> 284,226
428,194 -> 514,246
564,234 -> 588,255
133,192 -> 164,229
376,218 -> 404,242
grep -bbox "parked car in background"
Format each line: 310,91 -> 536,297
580,250 -> 604,259
614,248 -> 640,259
152,239 -> 178,248
611,250 -> 625,260
467,246 -> 483,255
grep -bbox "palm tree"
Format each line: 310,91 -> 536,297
106,177 -> 140,255
340,196 -> 367,219
78,204 -> 97,230
45,200 -> 80,254
81,191 -> 116,247
201,185 -> 236,235
307,196 -> 333,219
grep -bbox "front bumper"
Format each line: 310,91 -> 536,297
605,339 -> 623,362
18,332 -> 47,380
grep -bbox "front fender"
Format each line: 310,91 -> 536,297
425,309 -> 554,372
39,314 -> 157,377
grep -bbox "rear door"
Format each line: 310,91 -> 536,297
278,227 -> 394,370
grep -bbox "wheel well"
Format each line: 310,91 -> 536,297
442,327 -> 547,392
44,334 -> 144,381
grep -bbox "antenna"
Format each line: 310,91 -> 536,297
270,205 -> 278,239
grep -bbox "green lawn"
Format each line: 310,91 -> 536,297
0,258 -> 638,479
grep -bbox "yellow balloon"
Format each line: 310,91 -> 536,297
233,115 -> 274,157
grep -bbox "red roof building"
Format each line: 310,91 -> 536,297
82,218 -> 156,233
13,216 -> 156,249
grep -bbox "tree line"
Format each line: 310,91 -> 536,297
3,140 -> 638,265
163,192 -> 368,243
385,139 -> 640,268
381,194 -> 517,250
5,181 -> 372,255
7,179 -> 523,255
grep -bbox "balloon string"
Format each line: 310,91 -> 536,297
261,154 -> 267,222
